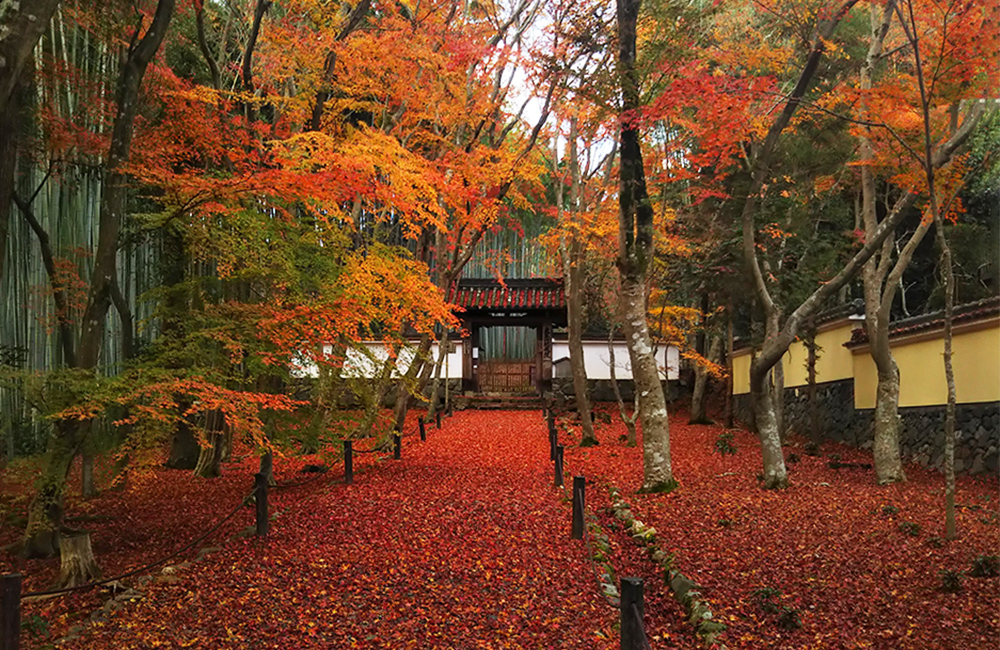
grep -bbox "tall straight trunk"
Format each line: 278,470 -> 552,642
567,255 -> 595,443
0,0 -> 61,117
724,304 -> 734,429
937,218 -> 957,539
690,337 -> 721,424
773,357 -> 785,443
81,451 -> 96,498
621,278 -> 674,491
617,0 -> 674,493
859,1 -> 906,484
749,310 -> 788,489
562,118 -> 595,444
0,62 -> 24,287
805,318 -> 821,445
22,0 -> 176,556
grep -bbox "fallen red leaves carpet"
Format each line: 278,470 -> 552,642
4,410 -> 625,649
3,408 -> 996,649
562,407 -> 1000,650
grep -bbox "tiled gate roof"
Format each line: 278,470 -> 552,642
449,279 -> 565,311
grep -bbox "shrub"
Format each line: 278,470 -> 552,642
776,606 -> 802,631
751,587 -> 782,614
881,504 -> 899,516
970,555 -> 1000,578
939,569 -> 964,593
786,453 -> 799,464
715,432 -> 737,456
804,441 -> 820,456
716,518 -> 733,529
898,521 -> 921,537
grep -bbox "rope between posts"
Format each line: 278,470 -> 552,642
351,443 -> 385,454
631,602 -> 653,650
271,466 -> 331,491
22,488 -> 256,598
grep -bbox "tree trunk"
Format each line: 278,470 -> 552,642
193,433 -> 224,479
617,0 -> 674,493
562,117 -> 596,445
259,450 -> 274,486
621,277 -> 675,492
0,63 -> 21,287
57,531 -> 101,588
724,306 -> 734,429
750,310 -> 788,489
22,423 -> 78,558
859,0 -> 906,485
870,330 -> 906,483
392,334 -> 434,432
0,0 -> 61,117
166,419 -> 201,470
81,451 -> 96,498
750,365 -> 788,489
426,330 -> 450,421
567,247 -> 595,445
773,357 -> 785,443
21,0 -> 176,555
936,213 -> 957,539
690,337 -> 721,425
608,328 -> 638,446
193,410 -> 226,479
805,319 -> 821,445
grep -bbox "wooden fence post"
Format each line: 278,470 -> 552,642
1,573 -> 20,650
554,445 -> 564,487
255,473 -> 269,537
435,411 -> 441,429
344,441 -> 353,485
393,433 -> 401,460
620,577 -> 644,650
572,476 -> 585,539
418,416 -> 426,442
549,425 -> 557,461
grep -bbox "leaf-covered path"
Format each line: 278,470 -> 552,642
68,410 -> 626,649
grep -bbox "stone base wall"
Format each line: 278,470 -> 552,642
733,380 -> 999,476
553,377 -> 681,404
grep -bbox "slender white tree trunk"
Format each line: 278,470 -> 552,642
620,277 -> 674,492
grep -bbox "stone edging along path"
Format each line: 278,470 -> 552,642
605,485 -> 728,649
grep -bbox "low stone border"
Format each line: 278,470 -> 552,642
608,486 -> 727,649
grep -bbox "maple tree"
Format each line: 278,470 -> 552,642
850,0 -> 996,486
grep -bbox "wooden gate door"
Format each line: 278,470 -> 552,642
477,360 -> 536,393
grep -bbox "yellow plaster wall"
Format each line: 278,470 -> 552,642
782,323 -> 856,388
853,322 -> 1000,408
731,322 -> 856,395
733,351 -> 751,395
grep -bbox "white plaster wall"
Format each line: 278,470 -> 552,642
553,341 -> 679,381
293,341 -> 464,379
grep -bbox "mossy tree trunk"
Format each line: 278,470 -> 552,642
690,337 -> 721,425
58,531 -> 101,588
20,0 -> 176,555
